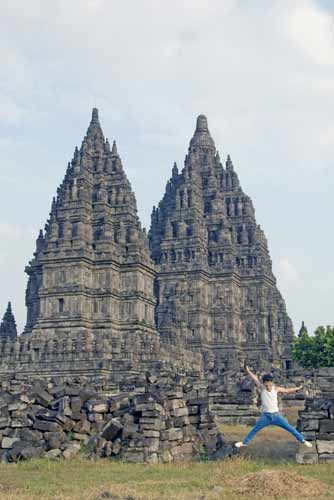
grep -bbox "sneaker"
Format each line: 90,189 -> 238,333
303,440 -> 312,448
235,441 -> 247,448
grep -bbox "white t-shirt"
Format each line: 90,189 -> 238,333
260,385 -> 279,413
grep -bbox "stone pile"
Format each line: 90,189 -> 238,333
296,396 -> 334,464
206,370 -> 260,425
0,373 -> 232,464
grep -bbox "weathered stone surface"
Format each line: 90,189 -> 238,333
33,420 -> 62,433
46,449 -> 62,459
0,418 -> 10,429
320,421 -> 334,433
319,454 -> 334,462
101,419 -> 123,441
149,114 -> 294,371
1,436 -> 20,449
298,419 -> 319,431
296,395 -> 334,463
296,448 -> 319,464
86,401 -> 109,414
316,440 -> 334,454
62,442 -> 81,459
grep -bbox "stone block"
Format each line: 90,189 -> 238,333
101,419 -> 122,441
122,423 -> 139,438
143,430 -> 160,438
316,440 -> 334,454
70,397 -> 82,414
295,449 -> 319,464
46,449 -> 62,459
62,442 -> 81,459
172,407 -> 188,418
173,416 -> 190,427
317,433 -> 334,441
16,446 -> 44,461
73,432 -> 88,441
319,454 -> 334,462
168,399 -> 185,410
33,420 -> 62,433
8,402 -> 27,412
0,418 -> 10,429
11,418 -> 32,428
122,449 -> 145,462
166,428 -> 183,441
19,428 -> 43,443
298,411 -> 329,420
1,437 -> 20,449
73,419 -> 91,434
20,394 -> 35,405
35,388 -> 54,407
45,431 -> 66,449
320,421 -> 334,433
86,401 -> 109,413
135,402 -> 163,412
298,419 -> 319,431
144,437 -> 159,452
88,413 -> 104,423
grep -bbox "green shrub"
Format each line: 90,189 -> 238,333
292,325 -> 334,368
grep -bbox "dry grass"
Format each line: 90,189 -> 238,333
0,456 -> 333,500
0,409 -> 333,500
226,469 -> 328,499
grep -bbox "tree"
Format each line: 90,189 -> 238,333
292,325 -> 334,369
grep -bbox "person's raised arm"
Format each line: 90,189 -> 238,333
245,365 -> 262,388
276,385 -> 303,394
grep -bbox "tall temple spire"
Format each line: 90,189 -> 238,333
189,114 -> 215,151
149,113 -> 294,368
0,302 -> 17,339
25,108 -> 153,336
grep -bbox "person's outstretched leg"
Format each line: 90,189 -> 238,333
235,413 -> 271,447
271,413 -> 307,443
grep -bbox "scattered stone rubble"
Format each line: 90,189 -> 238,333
0,372 -> 234,464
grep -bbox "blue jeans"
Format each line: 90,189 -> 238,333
243,412 -> 305,445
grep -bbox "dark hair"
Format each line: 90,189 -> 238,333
262,374 -> 273,383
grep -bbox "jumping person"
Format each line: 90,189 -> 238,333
234,365 -> 312,448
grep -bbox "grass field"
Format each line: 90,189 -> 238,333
0,408 -> 333,500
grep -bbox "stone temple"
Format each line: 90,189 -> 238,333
0,109 -> 294,381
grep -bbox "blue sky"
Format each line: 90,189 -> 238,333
0,0 -> 333,335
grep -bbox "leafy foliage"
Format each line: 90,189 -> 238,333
292,326 -> 334,368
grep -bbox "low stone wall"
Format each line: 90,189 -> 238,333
0,373 -> 233,464
296,397 -> 334,464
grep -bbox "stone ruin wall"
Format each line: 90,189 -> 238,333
296,368 -> 334,464
0,371 -> 236,464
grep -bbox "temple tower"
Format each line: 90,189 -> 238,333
0,302 -> 17,340
25,109 -> 157,342
149,115 -> 294,370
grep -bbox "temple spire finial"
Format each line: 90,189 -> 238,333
299,321 -> 308,337
111,140 -> 118,156
189,114 -> 215,151
226,154 -> 234,171
195,114 -> 209,132
0,301 -> 18,339
85,107 -> 104,144
91,107 -> 99,124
